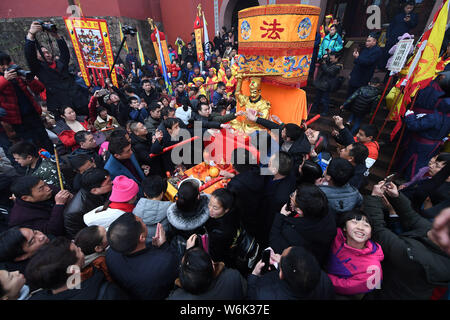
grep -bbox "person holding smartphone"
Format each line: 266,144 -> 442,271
269,184 -> 336,267
248,246 -> 335,300
384,1 -> 418,67
363,180 -> 450,300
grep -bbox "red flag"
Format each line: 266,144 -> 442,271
390,0 -> 449,140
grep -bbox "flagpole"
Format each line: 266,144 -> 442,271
375,86 -> 404,141
156,27 -> 172,93
109,36 -> 128,78
385,86 -> 420,176
370,74 -> 393,124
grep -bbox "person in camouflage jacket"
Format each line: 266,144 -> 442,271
26,157 -> 66,189
10,141 -> 66,189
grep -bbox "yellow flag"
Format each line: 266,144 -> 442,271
119,21 -> 129,53
136,31 -> 145,66
411,0 -> 449,87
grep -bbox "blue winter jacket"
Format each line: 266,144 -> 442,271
318,33 -> 343,59
104,153 -> 145,184
129,107 -> 149,123
404,98 -> 450,142
386,12 -> 418,47
349,45 -> 383,88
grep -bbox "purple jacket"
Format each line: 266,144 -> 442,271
402,166 -> 429,188
326,228 -> 384,295
9,197 -> 66,237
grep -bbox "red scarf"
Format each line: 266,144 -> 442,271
48,61 -> 57,69
109,202 -> 135,212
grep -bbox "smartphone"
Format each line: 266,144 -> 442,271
285,200 -> 293,213
261,249 -> 271,274
194,234 -> 203,249
383,174 -> 395,186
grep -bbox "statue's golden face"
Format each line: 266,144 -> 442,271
250,88 -> 260,100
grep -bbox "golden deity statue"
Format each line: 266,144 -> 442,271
230,75 -> 271,135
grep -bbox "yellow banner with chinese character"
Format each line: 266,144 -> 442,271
64,18 -> 118,87
238,4 -> 320,56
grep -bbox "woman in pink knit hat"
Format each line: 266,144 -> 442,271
83,175 -> 139,230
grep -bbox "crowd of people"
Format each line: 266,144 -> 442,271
0,4 -> 449,301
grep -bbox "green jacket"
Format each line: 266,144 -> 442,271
363,194 -> 450,300
210,112 -> 236,124
26,158 -> 66,189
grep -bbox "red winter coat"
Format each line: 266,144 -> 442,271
54,116 -> 90,151
0,76 -> 44,124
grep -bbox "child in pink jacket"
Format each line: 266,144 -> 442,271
326,210 -> 384,296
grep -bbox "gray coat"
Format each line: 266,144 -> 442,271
319,184 -> 363,215
144,116 -> 161,136
133,198 -> 171,243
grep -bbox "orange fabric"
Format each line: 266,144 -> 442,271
354,137 -> 379,161
238,5 -> 320,56
222,75 -> 237,96
235,79 -> 307,125
80,256 -> 113,282
205,76 -> 218,91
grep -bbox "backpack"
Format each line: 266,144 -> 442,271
229,224 -> 262,275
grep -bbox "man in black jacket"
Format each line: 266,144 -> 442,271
364,181 -> 450,300
68,154 -> 96,193
248,246 -> 334,300
129,121 -> 164,177
245,112 -> 327,168
24,21 -> 88,115
340,77 -> 381,135
181,43 -> 196,66
71,131 -> 104,169
106,212 -> 179,300
261,151 -> 297,247
103,86 -> 131,127
144,102 -> 162,135
226,149 -> 266,245
139,79 -> 159,106
269,184 -> 336,267
167,243 -> 247,300
63,168 -> 112,239
193,103 -> 231,133
339,142 -> 369,191
312,51 -> 343,115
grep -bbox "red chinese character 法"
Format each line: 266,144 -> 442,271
260,19 -> 284,40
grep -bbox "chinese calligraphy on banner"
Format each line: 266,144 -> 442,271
64,18 -> 118,87
387,38 -> 414,72
237,4 -> 320,87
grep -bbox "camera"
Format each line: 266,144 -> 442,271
122,25 -> 137,36
36,19 -> 57,33
7,64 -> 34,81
